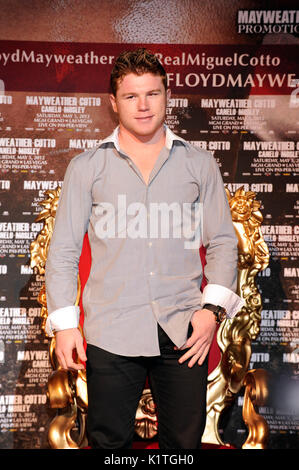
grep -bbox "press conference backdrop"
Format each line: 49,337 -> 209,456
0,0 -> 298,449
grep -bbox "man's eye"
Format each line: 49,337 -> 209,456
126,95 -> 134,99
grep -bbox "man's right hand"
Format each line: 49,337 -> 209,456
55,328 -> 87,370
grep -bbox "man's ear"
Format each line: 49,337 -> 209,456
109,94 -> 118,113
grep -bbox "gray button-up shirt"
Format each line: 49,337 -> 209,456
45,126 -> 243,356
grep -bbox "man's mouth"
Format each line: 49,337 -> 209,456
136,115 -> 154,121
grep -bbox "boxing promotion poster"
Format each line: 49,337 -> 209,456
0,1 -> 298,450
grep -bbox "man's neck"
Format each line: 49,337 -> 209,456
117,125 -> 166,185
118,125 -> 166,158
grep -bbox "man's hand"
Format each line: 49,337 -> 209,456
178,309 -> 217,368
55,328 -> 87,370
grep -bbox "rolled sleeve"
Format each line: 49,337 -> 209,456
202,283 -> 244,319
45,305 -> 80,336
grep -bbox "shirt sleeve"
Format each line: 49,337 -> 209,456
197,151 -> 244,317
45,154 -> 93,336
45,305 -> 81,337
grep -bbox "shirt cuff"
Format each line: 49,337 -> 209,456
45,305 -> 80,337
201,283 -> 244,319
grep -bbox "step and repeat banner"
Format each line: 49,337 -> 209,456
0,4 -> 298,449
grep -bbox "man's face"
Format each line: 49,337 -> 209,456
110,72 -> 170,140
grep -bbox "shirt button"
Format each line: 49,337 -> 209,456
149,271 -> 155,276
148,241 -> 152,247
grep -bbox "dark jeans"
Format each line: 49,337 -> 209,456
86,324 -> 208,449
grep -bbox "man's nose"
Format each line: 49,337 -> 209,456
137,96 -> 149,110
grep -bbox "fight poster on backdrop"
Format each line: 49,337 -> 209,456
0,33 -> 298,449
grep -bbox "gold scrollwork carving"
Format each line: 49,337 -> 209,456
242,369 -> 269,449
135,389 -> 158,440
202,187 -> 270,446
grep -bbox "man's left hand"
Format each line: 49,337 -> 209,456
177,309 -> 217,368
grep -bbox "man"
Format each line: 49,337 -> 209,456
45,48 -> 243,449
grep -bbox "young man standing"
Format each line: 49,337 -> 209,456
45,48 -> 243,449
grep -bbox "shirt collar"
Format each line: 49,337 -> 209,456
99,125 -> 187,152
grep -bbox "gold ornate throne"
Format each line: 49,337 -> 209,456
30,185 -> 270,449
